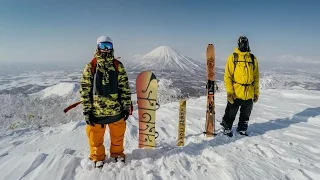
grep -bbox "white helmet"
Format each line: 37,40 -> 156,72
96,36 -> 113,44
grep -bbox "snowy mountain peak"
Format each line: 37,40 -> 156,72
129,46 -> 204,73
151,45 -> 175,52
145,46 -> 178,58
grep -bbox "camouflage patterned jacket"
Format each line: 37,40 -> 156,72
80,53 -> 132,124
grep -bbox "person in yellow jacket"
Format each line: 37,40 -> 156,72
80,36 -> 132,167
220,36 -> 259,137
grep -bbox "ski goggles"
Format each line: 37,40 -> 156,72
98,42 -> 113,50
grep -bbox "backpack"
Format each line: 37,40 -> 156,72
90,57 -> 133,115
232,53 -> 256,86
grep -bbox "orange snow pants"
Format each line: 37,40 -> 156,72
85,118 -> 126,161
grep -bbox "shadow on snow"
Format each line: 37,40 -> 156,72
126,107 -> 320,162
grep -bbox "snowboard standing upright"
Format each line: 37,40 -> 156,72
204,44 -> 216,137
136,71 -> 158,148
177,99 -> 186,146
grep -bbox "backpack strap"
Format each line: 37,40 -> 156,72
90,58 -> 97,76
232,53 -> 256,86
233,53 -> 238,73
233,53 -> 255,72
250,53 -> 255,71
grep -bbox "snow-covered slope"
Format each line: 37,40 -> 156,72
129,46 -> 204,73
1,89 -> 320,180
260,68 -> 320,90
0,69 -> 81,95
31,82 -> 79,98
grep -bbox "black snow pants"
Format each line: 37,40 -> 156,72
221,98 -> 253,131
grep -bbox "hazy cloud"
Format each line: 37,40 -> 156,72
277,55 -> 320,64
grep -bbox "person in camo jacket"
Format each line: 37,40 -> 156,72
80,36 -> 132,167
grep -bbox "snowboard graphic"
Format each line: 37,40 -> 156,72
136,71 -> 158,148
177,99 -> 186,146
204,44 -> 216,137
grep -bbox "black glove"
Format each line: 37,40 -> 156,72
84,112 -> 94,126
123,110 -> 130,121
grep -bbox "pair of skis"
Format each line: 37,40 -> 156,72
204,44 -> 216,137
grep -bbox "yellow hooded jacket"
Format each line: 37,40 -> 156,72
224,48 -> 259,100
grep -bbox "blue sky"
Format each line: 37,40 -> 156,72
0,0 -> 319,68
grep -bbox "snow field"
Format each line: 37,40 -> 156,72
0,89 -> 320,179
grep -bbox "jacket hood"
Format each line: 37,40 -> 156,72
234,48 -> 250,56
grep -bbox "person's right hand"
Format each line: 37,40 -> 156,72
123,110 -> 130,121
227,93 -> 236,104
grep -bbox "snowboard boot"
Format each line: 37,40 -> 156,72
236,128 -> 248,136
223,129 -> 233,137
237,130 -> 248,136
221,122 -> 233,137
114,156 -> 125,163
94,161 -> 104,168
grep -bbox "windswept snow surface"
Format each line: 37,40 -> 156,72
1,89 -> 320,180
